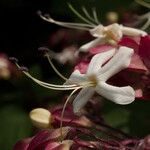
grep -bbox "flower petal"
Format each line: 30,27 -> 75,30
119,37 -> 139,52
65,70 -> 86,85
139,35 -> 150,70
44,140 -> 73,150
87,48 -> 116,75
98,46 -> 134,81
79,38 -> 105,52
122,26 -> 147,36
73,87 -> 95,114
13,138 -> 31,150
95,82 -> 135,104
90,24 -> 105,37
74,61 -> 89,74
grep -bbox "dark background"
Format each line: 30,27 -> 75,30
0,0 -> 149,150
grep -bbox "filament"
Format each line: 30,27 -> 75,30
82,7 -> 99,24
39,14 -> 94,30
141,18 -> 150,30
139,12 -> 150,19
16,63 -> 94,90
45,53 -> 68,81
135,0 -> 150,8
92,7 -> 100,24
60,87 -> 81,142
68,3 -> 96,26
15,63 -> 81,90
23,71 -> 80,90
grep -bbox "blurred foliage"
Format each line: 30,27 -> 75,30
0,105 -> 32,150
102,100 -> 150,137
0,0 -> 149,150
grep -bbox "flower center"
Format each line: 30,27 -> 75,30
103,29 -> 119,43
87,74 -> 98,87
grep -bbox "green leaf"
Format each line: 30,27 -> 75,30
0,105 -> 32,150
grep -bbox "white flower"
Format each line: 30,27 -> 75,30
39,12 -> 147,53
79,23 -> 147,52
16,47 -> 135,115
66,46 -> 135,113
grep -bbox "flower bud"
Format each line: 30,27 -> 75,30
29,108 -> 52,129
106,11 -> 119,23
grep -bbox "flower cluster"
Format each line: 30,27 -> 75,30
12,3 -> 150,150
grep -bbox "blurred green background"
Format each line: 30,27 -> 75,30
0,0 -> 149,150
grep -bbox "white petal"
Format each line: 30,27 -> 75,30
87,49 -> 116,75
65,70 -> 86,85
122,26 -> 147,36
89,25 -> 105,37
95,82 -> 135,104
73,87 -> 95,114
79,38 -> 105,52
98,46 -> 134,81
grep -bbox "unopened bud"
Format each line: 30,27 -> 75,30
29,108 -> 52,129
106,11 -> 119,23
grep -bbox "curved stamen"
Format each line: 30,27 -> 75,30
16,63 -> 79,89
92,7 -> 100,24
141,17 -> 150,30
68,3 -> 96,26
135,12 -> 150,30
135,0 -> 150,8
82,7 -> 99,24
39,14 -> 94,30
16,63 -> 94,90
23,71 -> 80,90
45,53 -> 68,81
60,87 -> 81,142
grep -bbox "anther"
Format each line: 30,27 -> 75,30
19,66 -> 29,72
38,47 -> 49,53
9,57 -> 18,63
44,14 -> 50,19
37,10 -> 42,16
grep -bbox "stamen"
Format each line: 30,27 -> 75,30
19,66 -> 29,72
139,12 -> 150,20
15,63 -> 81,90
135,0 -> 150,8
60,87 -> 81,142
141,18 -> 150,30
39,47 -> 68,81
23,72 -> 81,90
38,13 -> 94,30
45,53 -> 68,81
9,57 -> 18,63
137,12 -> 150,30
82,7 -> 99,24
38,47 -> 49,54
68,3 -> 96,26
14,60 -> 94,91
92,7 -> 100,24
